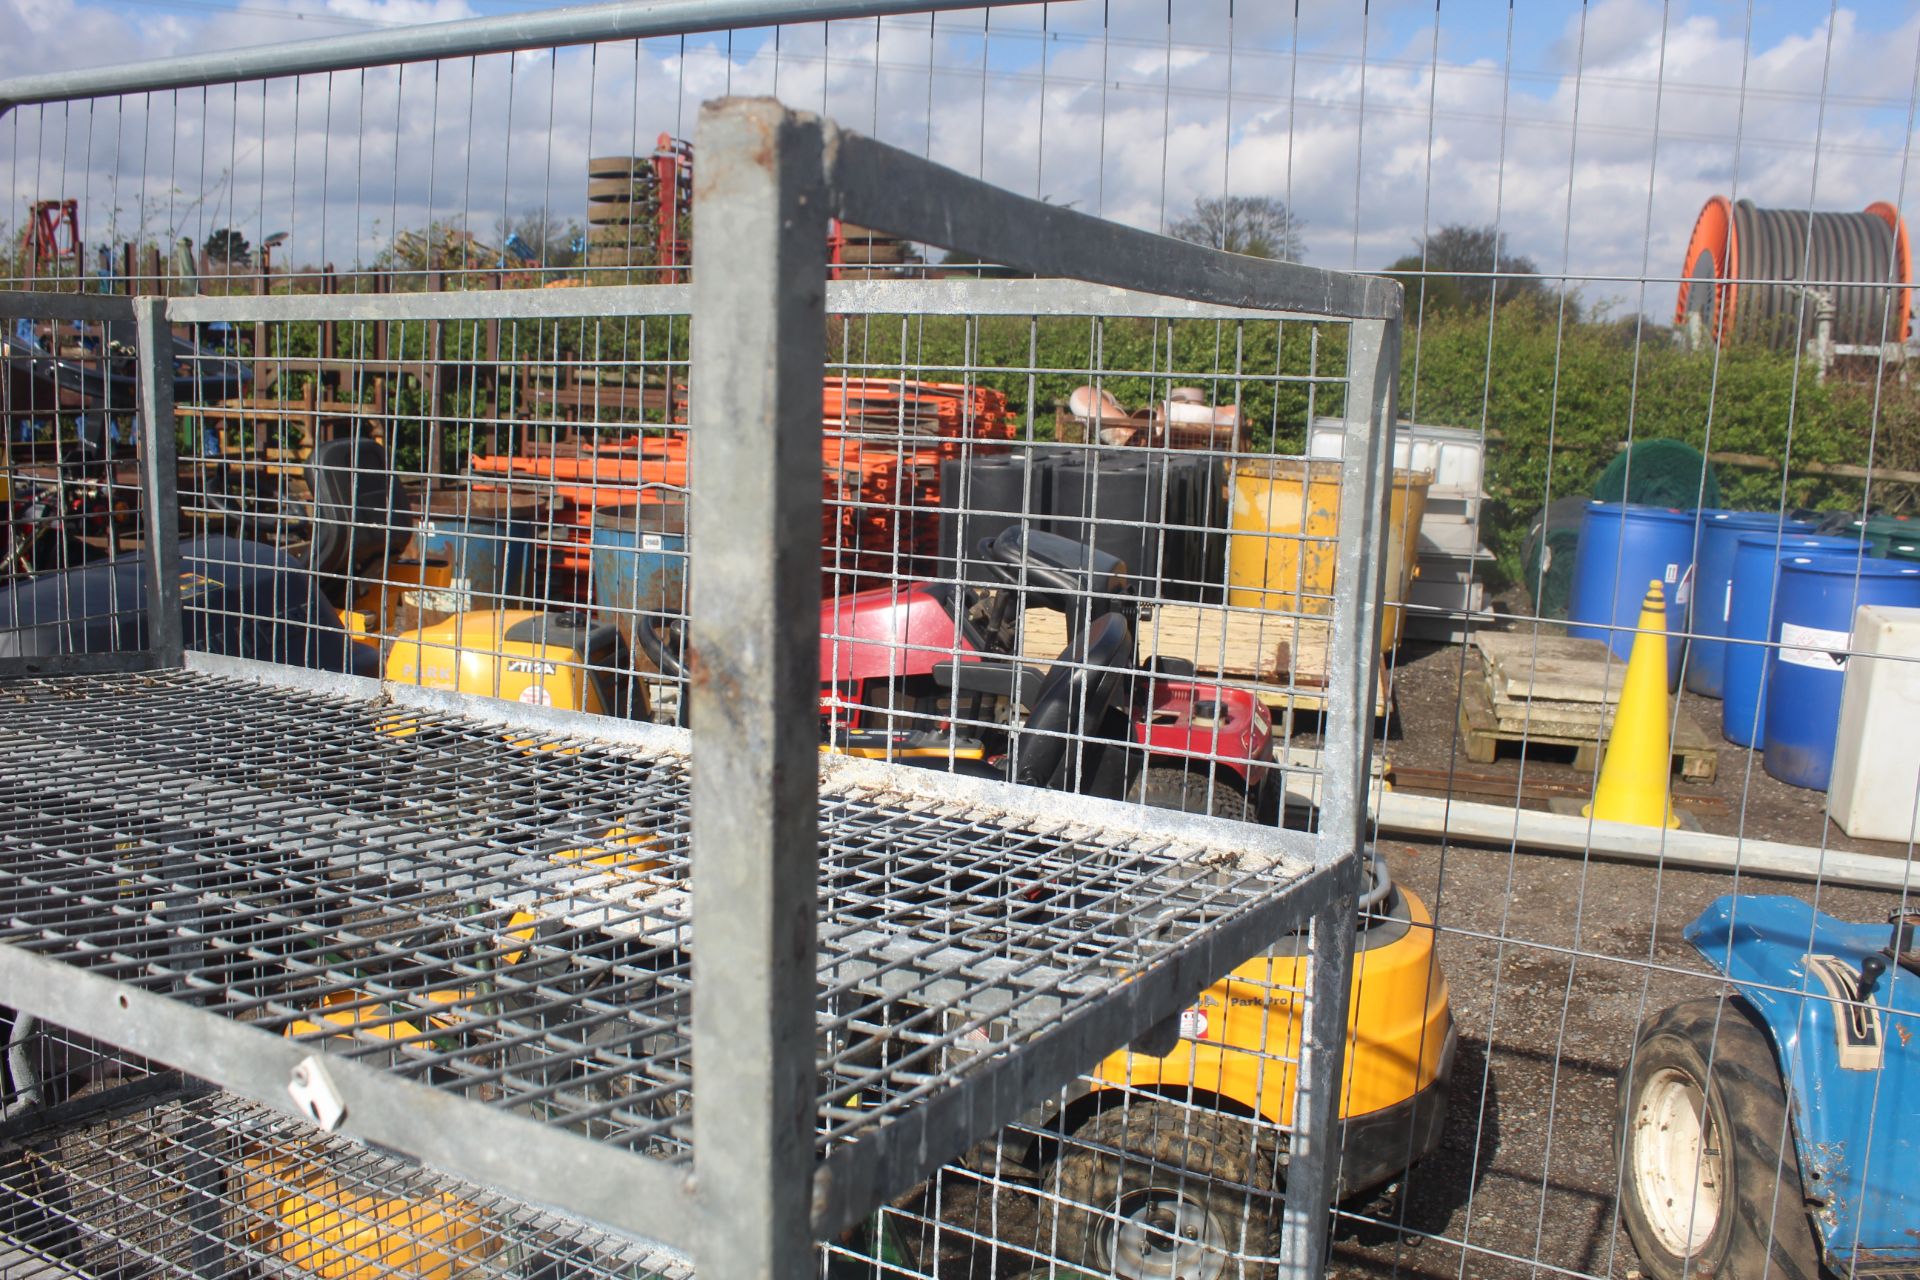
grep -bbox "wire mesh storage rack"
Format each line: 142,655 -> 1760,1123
0,94 -> 1402,1279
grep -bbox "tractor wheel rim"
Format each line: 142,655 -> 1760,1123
1632,1067 -> 1724,1256
1105,1187 -> 1228,1280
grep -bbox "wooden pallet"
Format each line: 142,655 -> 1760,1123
1473,631 -> 1626,704
1456,673 -> 1718,782
1018,603 -> 1388,722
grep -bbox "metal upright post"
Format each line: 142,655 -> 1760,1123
687,99 -> 826,1280
1320,313 -> 1400,830
134,295 -> 184,668
1277,309 -> 1400,1277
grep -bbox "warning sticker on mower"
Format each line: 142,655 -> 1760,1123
1778,621 -> 1850,671
1179,1009 -> 1211,1040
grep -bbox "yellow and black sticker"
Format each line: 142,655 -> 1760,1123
177,572 -> 219,602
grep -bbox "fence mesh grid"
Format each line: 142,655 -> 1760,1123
4,3 -> 1919,1279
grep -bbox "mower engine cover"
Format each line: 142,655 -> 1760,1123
384,608 -> 643,720
1687,894 -> 1920,1269
0,535 -> 377,676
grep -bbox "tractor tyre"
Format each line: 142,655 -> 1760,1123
1141,764 -> 1255,823
1053,1099 -> 1277,1280
1616,998 -> 1822,1280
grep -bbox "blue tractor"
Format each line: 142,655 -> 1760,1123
1617,895 -> 1919,1280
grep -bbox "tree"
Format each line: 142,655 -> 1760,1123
1386,223 -> 1547,313
203,227 -> 251,268
1166,195 -> 1305,262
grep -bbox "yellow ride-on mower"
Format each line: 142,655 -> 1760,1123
303,436 -> 647,720
1041,846 -> 1454,1274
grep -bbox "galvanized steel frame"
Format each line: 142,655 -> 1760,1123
0,95 -> 1400,1280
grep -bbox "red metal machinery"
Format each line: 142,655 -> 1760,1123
650,133 -> 694,283
21,199 -> 80,279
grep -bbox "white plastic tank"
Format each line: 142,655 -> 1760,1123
1827,603 -> 1920,841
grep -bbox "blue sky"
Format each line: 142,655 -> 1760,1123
0,0 -> 1915,317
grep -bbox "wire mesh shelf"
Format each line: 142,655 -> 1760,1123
0,655 -> 1338,1250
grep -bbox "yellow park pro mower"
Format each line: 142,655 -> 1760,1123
303,436 -> 460,647
1056,848 -> 1452,1270
303,436 -> 649,720
897,845 -> 1454,1279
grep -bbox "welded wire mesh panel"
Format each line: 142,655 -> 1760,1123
138,285 -> 1372,828
847,851 -> 1442,1280
157,306 -> 693,722
814,295 -> 1363,830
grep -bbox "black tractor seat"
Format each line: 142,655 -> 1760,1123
978,527 -> 1133,632
305,435 -> 415,603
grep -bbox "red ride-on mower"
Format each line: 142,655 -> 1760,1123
627,527 -> 1275,817
817,528 -> 1278,821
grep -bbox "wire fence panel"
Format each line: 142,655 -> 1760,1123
0,52 -> 1398,1280
5,3 -> 1920,1280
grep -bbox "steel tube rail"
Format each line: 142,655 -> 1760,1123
0,0 -> 1041,116
827,126 -> 1400,322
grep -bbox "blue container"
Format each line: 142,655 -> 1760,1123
1722,533 -> 1866,747
1567,502 -> 1699,681
590,504 -> 689,619
1763,554 -> 1920,789
416,492 -> 544,607
1686,510 -> 1816,698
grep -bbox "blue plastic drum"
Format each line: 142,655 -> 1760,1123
1568,502 -> 1699,680
1685,510 -> 1816,698
590,503 -> 689,620
416,492 -> 543,607
1762,554 -> 1920,790
1721,533 -> 1866,748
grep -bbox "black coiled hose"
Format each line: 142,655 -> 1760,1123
1727,200 -> 1903,346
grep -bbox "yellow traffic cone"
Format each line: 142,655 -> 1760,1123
1584,580 -> 1680,828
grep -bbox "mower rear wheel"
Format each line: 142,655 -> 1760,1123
1616,999 -> 1821,1280
1053,1099 -> 1276,1280
1141,764 -> 1255,823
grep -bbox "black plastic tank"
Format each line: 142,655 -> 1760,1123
1049,451 -> 1199,599
938,453 -> 1055,583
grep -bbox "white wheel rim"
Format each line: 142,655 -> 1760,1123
1631,1067 -> 1725,1256
1105,1187 -> 1229,1280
